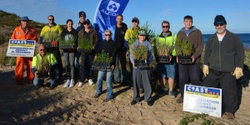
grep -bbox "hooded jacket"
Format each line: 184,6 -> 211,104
177,26 -> 204,63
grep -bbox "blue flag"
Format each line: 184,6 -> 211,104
93,0 -> 130,41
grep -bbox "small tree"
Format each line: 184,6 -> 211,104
141,21 -> 155,44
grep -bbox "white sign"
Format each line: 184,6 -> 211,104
6,39 -> 36,57
183,84 -> 222,118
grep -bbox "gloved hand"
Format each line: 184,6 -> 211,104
233,67 -> 244,79
203,65 -> 209,77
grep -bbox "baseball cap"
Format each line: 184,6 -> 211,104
131,17 -> 139,23
83,19 -> 90,24
79,11 -> 86,18
138,30 -> 146,36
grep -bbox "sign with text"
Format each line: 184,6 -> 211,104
6,39 -> 36,57
183,85 -> 222,118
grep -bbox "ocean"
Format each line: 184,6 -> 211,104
202,33 -> 250,48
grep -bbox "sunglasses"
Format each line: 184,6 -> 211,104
215,23 -> 225,26
48,19 -> 54,20
162,26 -> 169,28
40,49 -> 45,51
105,34 -> 111,36
132,20 -> 138,23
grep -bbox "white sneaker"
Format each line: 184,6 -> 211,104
78,82 -> 84,87
63,79 -> 70,88
69,79 -> 75,88
88,79 -> 94,85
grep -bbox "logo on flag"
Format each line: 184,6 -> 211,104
107,1 -> 120,12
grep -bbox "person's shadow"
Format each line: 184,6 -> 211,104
236,64 -> 250,110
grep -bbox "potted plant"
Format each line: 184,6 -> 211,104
36,59 -> 50,79
42,34 -> 59,48
92,50 -> 113,71
175,37 -> 193,64
154,39 -> 172,63
77,37 -> 93,53
130,45 -> 149,68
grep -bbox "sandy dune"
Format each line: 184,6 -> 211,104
0,66 -> 250,125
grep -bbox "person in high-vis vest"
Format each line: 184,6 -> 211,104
31,44 -> 58,89
10,16 -> 38,85
154,21 -> 177,98
40,15 -> 63,77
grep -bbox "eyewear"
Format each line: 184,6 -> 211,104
215,23 -> 224,27
39,49 -> 45,51
105,34 -> 111,36
162,26 -> 169,28
132,20 -> 138,23
48,19 -> 54,20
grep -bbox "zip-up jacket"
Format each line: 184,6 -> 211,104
154,31 -> 177,56
115,23 -> 128,50
124,27 -> 140,46
203,30 -> 244,72
78,28 -> 98,52
177,26 -> 204,63
40,23 -> 62,43
31,52 -> 57,73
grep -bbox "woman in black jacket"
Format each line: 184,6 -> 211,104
60,19 -> 78,88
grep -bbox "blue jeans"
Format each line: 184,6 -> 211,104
33,68 -> 58,87
96,70 -> 113,99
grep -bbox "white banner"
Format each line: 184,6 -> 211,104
183,84 -> 222,118
6,39 -> 36,57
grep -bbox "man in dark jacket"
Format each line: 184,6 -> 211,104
113,14 -> 128,86
176,15 -> 204,103
202,15 -> 244,120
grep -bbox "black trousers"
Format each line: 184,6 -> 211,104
202,68 -> 238,114
178,63 -> 201,98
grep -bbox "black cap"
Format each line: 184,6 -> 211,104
79,11 -> 86,18
83,19 -> 90,24
214,15 -> 227,26
131,17 -> 139,24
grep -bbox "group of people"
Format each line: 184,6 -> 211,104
11,11 -> 244,120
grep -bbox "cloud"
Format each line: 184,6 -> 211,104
160,9 -> 174,17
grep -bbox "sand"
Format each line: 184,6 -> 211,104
0,65 -> 250,125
